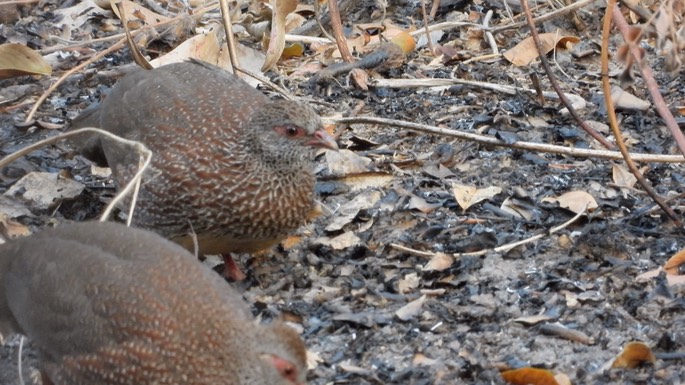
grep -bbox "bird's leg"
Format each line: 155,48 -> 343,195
40,370 -> 55,385
221,253 -> 247,281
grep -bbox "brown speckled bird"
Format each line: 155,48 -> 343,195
0,221 -> 307,385
71,61 -> 338,279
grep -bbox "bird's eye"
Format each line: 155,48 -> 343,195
285,125 -> 299,137
276,125 -> 302,138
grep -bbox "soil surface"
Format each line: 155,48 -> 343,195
1,0 -> 684,384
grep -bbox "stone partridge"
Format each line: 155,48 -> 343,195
71,60 -> 338,279
0,221 -> 307,385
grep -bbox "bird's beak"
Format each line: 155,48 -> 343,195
308,129 -> 339,150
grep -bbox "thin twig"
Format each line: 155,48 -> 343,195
420,0 -> 435,55
234,67 -> 294,100
491,0 -> 595,33
285,34 -> 330,45
0,128 -> 152,224
327,0 -> 354,63
0,0 -> 38,4
219,0 -> 238,73
519,0 -> 614,150
26,38 -> 126,122
369,77 -> 586,112
17,336 -> 24,385
117,1 -> 153,69
391,208 -> 585,258
313,0 -> 335,42
611,5 -> 685,156
122,160 -> 144,227
40,4 -> 219,55
601,1 -> 682,227
333,116 -> 685,163
369,1 -> 575,39
482,10 -> 498,55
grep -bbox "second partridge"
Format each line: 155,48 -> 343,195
0,221 -> 307,385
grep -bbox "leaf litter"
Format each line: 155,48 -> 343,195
1,1 -> 685,385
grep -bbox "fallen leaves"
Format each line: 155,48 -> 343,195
422,252 -> 454,272
451,183 -> 502,211
312,231 -> 362,250
0,214 -> 30,243
5,172 -> 84,210
636,247 -> 685,286
501,367 -> 562,385
541,191 -> 598,214
395,294 -> 426,321
611,163 -> 638,189
261,0 -> 298,71
503,32 -> 580,66
0,44 -> 51,80
611,341 -> 656,369
110,0 -> 172,26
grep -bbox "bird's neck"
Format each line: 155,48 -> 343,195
246,137 -> 315,178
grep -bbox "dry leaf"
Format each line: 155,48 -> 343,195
554,373 -> 572,385
261,0 -> 298,71
0,214 -> 31,241
611,86 -> 650,111
423,163 -> 455,179
0,44 -> 52,80
562,291 -> 579,308
109,0 -> 172,25
395,295 -> 426,321
414,23 -> 442,48
5,172 -> 84,210
412,353 -> 438,366
349,68 -> 369,91
0,196 -> 32,219
664,248 -> 685,275
408,195 -> 441,214
423,253 -> 454,271
326,190 -> 382,232
451,183 -> 502,211
503,32 -> 580,66
398,273 -> 420,294
281,42 -> 305,59
306,350 -> 322,370
500,197 -> 535,220
325,149 -> 374,176
389,30 -> 416,55
611,164 -> 637,188
635,267 -> 685,286
541,191 -> 597,214
313,231 -> 361,250
612,341 -> 656,368
501,367 -> 560,385
55,0 -> 109,30
284,12 -> 306,32
150,29 -> 222,68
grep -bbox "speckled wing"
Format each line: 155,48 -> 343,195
71,61 -> 269,167
0,222 -> 254,364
